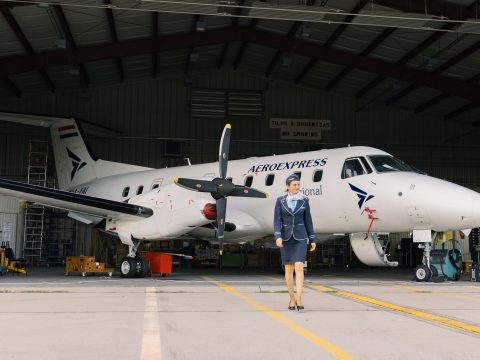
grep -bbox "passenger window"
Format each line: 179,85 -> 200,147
341,158 -> 367,179
122,187 -> 130,197
360,157 -> 373,174
244,175 -> 253,187
294,171 -> 302,180
313,170 -> 323,182
151,184 -> 160,190
265,174 -> 274,186
136,186 -> 144,195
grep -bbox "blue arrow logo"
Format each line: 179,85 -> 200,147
349,183 -> 374,209
67,148 -> 87,180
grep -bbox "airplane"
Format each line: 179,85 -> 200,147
0,111 -> 478,281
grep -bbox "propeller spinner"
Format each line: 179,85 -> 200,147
174,124 -> 269,255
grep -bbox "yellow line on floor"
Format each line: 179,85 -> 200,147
203,277 -> 354,360
140,287 -> 162,360
308,284 -> 480,335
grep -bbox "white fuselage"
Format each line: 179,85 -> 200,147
69,146 -> 480,242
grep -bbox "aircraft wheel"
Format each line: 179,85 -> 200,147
134,257 -> 148,278
414,265 -> 431,282
120,257 -> 136,278
429,265 -> 438,279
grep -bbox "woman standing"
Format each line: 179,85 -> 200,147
274,174 -> 316,310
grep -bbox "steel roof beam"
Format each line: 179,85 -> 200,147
2,27 -> 480,103
53,5 -> 90,87
1,7 -> 55,92
385,37 -> 480,105
355,22 -> 458,99
232,18 -> 257,70
295,0 -> 368,85
371,0 -> 478,21
416,71 -> 480,114
104,0 -> 123,83
444,102 -> 479,121
217,0 -> 244,70
2,77 -> 21,97
265,0 -> 317,79
325,26 -> 395,92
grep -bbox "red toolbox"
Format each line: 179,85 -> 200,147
143,253 -> 172,276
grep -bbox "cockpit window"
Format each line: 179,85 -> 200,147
341,158 -> 367,179
368,155 -> 418,173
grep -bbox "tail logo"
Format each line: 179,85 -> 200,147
349,183 -> 374,209
67,148 -> 87,180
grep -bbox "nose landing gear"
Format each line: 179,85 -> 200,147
120,239 -> 148,278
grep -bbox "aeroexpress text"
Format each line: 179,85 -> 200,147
247,158 -> 328,173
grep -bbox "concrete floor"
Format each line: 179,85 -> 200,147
1,267 -> 480,360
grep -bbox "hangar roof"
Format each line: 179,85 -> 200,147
1,0 -> 480,126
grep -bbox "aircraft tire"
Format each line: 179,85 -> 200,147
120,257 -> 136,278
414,265 -> 431,282
134,257 -> 148,278
429,265 -> 438,279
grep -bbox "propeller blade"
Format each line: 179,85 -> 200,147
216,197 -> 227,256
174,178 -> 217,193
219,124 -> 231,179
230,186 -> 270,199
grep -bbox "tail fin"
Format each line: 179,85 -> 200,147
0,112 -> 152,191
51,119 -> 152,190
50,119 -> 97,190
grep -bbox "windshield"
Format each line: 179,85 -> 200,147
368,155 -> 422,173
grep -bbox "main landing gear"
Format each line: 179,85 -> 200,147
120,240 -> 148,278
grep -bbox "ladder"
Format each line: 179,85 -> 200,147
23,141 -> 49,265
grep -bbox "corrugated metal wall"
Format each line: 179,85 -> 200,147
0,195 -> 24,257
0,69 -> 480,192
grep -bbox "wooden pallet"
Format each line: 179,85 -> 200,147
65,256 -> 113,277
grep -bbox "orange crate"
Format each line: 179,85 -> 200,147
143,253 -> 172,276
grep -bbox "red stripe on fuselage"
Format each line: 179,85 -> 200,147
58,125 -> 75,132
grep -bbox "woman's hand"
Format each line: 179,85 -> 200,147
276,238 -> 283,248
309,243 -> 316,252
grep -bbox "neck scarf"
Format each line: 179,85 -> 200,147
286,192 -> 304,211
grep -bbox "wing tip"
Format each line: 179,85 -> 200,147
226,123 -> 231,129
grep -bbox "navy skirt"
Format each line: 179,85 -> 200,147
280,238 -> 308,265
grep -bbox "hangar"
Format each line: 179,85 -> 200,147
1,1 -> 480,359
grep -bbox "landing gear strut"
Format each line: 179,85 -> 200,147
414,235 -> 434,282
120,240 -> 148,278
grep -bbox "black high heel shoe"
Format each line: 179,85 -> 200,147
288,301 -> 296,310
296,304 -> 304,311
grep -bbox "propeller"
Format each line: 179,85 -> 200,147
175,124 -> 269,255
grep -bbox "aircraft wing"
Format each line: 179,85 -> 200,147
0,178 -> 153,220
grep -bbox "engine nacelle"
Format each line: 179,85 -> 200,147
106,183 -> 212,244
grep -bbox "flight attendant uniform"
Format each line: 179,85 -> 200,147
274,190 -> 316,265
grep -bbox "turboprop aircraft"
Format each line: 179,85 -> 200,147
0,112 -> 479,281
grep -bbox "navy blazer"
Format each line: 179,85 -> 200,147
273,194 -> 316,243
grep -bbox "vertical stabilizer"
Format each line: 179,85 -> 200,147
50,119 -> 97,190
